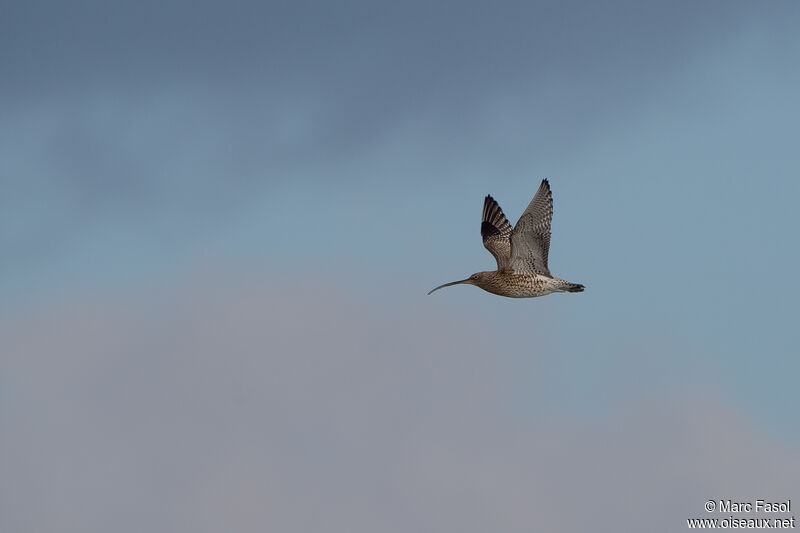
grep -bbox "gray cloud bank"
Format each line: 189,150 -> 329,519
2,277 -> 797,532
3,1 -> 775,171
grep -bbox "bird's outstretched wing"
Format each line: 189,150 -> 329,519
481,195 -> 513,270
509,179 -> 553,276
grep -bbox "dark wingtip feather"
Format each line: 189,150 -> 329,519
481,221 -> 501,237
481,195 -> 513,237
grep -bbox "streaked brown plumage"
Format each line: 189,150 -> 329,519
428,179 -> 584,298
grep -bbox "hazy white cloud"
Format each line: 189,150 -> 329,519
2,275 -> 797,533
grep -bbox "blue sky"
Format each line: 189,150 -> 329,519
2,2 -> 799,531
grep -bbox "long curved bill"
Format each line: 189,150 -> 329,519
427,278 -> 471,295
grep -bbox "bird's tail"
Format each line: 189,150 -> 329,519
558,280 -> 585,293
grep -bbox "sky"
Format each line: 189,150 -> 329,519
2,1 -> 799,531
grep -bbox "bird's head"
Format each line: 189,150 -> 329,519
427,272 -> 487,295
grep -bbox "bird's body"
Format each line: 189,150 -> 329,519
428,179 -> 584,298
463,271 -> 583,298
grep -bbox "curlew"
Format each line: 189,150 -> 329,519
428,179 -> 584,298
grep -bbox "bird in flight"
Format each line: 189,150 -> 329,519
428,179 -> 584,298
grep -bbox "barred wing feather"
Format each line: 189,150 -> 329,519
481,195 -> 513,270
509,179 -> 553,276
